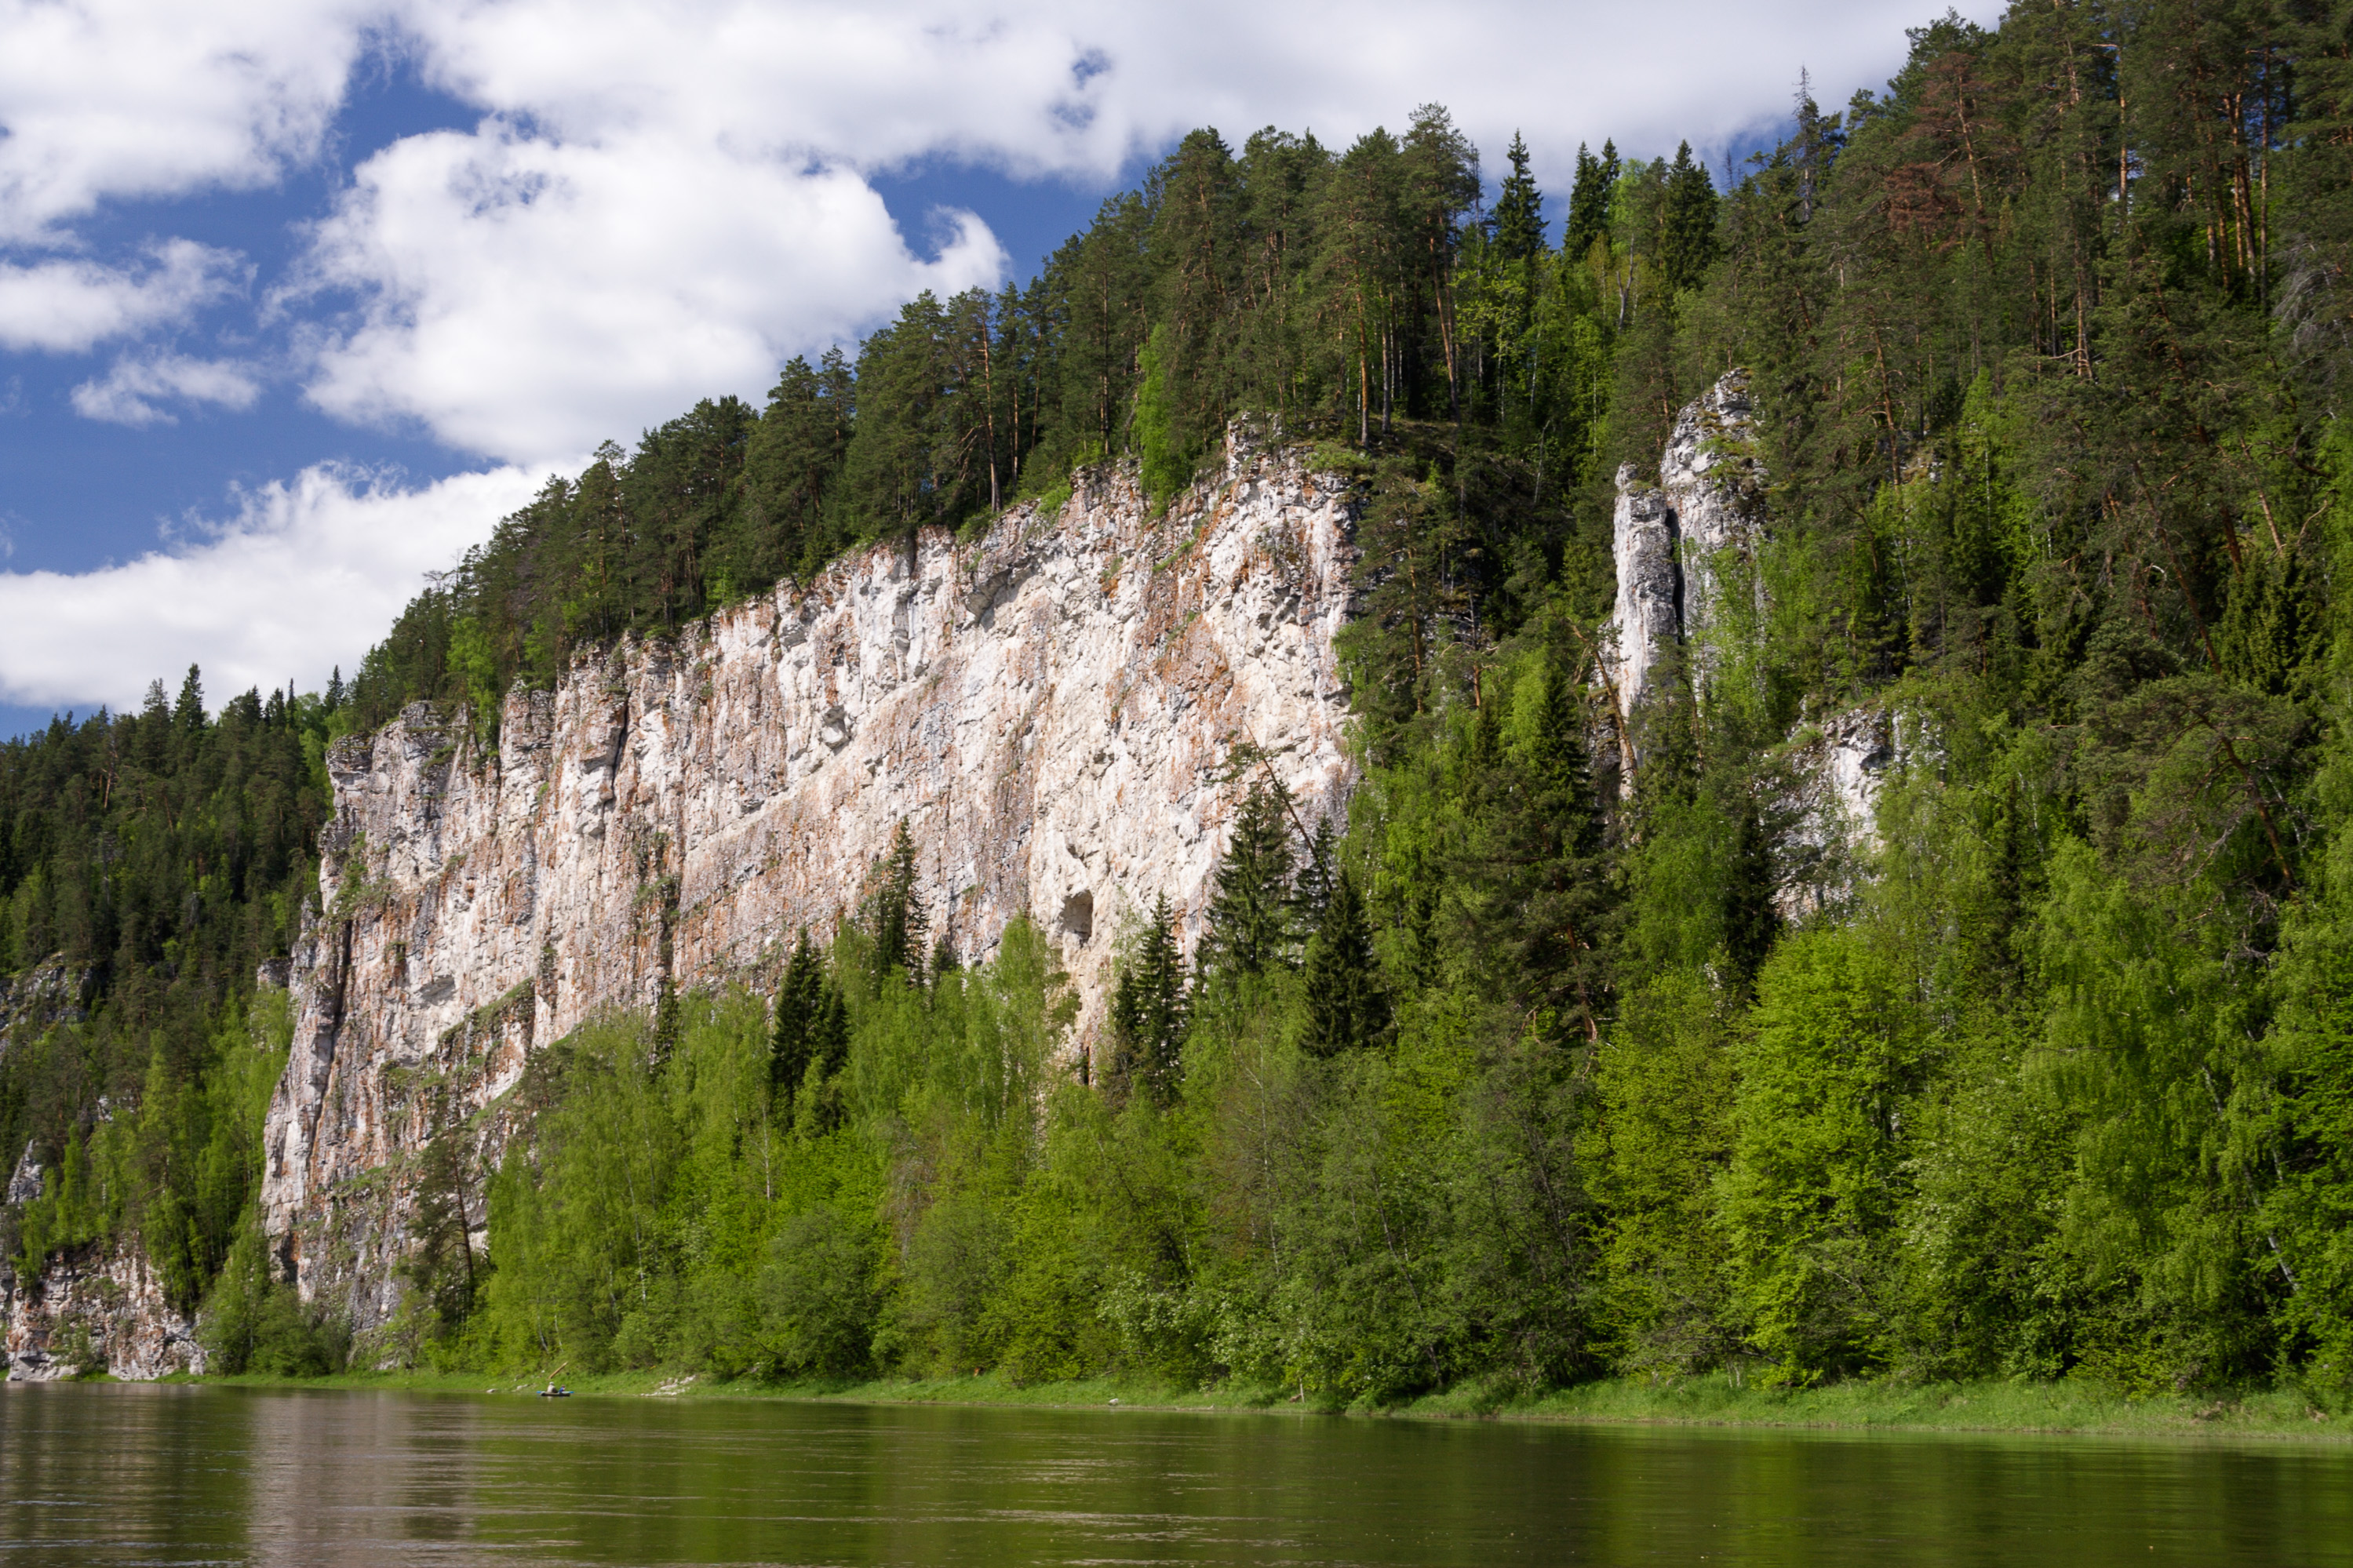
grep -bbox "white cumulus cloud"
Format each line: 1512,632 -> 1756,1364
0,464 -> 542,711
297,121 -> 1005,462
71,352 -> 266,426
0,240 -> 244,353
0,0 -> 367,242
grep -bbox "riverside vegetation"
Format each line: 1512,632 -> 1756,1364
9,0 -> 2353,1418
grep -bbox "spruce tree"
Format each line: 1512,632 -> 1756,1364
811,979 -> 850,1078
1295,816 -> 1339,931
1659,140 -> 1718,293
1790,75 -> 1844,224
1107,893 -> 1189,1105
1490,132 -> 1546,263
1563,139 -> 1619,261
1721,803 -> 1779,992
174,664 -> 206,732
1453,657 -> 1612,1032
1302,867 -> 1389,1057
772,929 -> 825,1094
866,818 -> 928,985
1200,777 -> 1299,980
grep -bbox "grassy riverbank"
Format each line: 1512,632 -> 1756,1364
169,1366 -> 2351,1442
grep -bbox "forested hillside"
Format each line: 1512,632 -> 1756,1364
11,0 -> 2353,1399
0,675 -> 327,1321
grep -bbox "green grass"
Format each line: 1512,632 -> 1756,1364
165,1366 -> 2353,1441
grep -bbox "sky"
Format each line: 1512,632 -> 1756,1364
0,0 -> 2001,742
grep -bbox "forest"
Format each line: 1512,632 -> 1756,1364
9,0 -> 2353,1400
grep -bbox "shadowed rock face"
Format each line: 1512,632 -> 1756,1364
258,424 -> 1360,1329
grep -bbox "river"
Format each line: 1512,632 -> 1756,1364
2,1382 -> 2348,1565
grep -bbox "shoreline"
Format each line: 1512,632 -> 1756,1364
117,1369 -> 2351,1444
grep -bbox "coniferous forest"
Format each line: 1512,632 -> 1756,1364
10,0 -> 2353,1401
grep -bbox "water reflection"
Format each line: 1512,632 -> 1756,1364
3,1381 -> 2350,1566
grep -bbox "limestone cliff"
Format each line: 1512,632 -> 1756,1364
2,1241 -> 205,1381
1604,369 -> 1768,726
259,423 -> 1359,1330
1604,370 -> 1892,907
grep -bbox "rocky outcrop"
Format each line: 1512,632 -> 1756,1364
260,423 -> 1359,1331
1773,704 -> 1899,919
2,1242 -> 205,1381
1605,370 -> 1899,901
5,1143 -> 40,1206
0,958 -> 84,1060
1604,369 -> 1767,725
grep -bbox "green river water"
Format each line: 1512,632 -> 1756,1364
2,1382 -> 2349,1565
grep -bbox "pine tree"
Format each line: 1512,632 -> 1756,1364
1302,867 -> 1389,1057
1200,777 -> 1299,981
1107,893 -> 1189,1105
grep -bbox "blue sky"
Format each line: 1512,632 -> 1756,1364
0,0 -> 1994,741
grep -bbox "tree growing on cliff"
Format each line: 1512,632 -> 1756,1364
1200,777 -> 1299,983
865,820 -> 931,988
772,930 -> 826,1094
399,1126 -> 483,1352
1106,894 -> 1189,1105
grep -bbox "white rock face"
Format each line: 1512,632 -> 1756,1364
1774,704 -> 1899,919
0,959 -> 82,1060
1604,369 -> 1767,731
1605,467 -> 1678,718
2,1242 -> 205,1381
258,425 -> 1359,1328
1606,369 -> 1898,896
5,1144 -> 38,1206
1660,369 -> 1767,666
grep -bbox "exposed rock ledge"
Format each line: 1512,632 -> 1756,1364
258,422 -> 1360,1332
